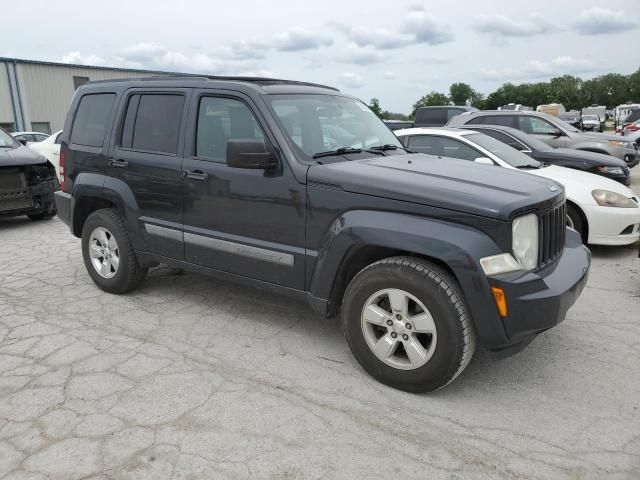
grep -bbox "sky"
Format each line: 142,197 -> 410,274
1,0 -> 639,113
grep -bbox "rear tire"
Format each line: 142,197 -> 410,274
81,208 -> 147,294
341,256 -> 476,393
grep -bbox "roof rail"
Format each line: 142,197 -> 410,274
87,74 -> 339,91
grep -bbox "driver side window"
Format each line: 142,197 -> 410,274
519,116 -> 557,135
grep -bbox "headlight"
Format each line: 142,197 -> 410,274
608,140 -> 634,149
512,214 -> 539,270
592,189 -> 638,208
596,166 -> 625,175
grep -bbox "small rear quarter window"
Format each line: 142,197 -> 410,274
70,93 -> 116,147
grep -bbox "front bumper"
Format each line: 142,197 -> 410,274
582,202 -> 640,246
488,229 -> 590,349
0,178 -> 58,218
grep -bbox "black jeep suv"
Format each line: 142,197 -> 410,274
55,76 -> 590,392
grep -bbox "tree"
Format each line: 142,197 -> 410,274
412,91 -> 450,116
368,98 -> 383,118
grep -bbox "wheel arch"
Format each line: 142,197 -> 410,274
566,199 -> 589,243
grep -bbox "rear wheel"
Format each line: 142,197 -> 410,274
341,256 -> 475,393
81,208 -> 147,293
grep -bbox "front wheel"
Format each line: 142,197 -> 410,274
341,257 -> 476,393
566,205 -> 586,242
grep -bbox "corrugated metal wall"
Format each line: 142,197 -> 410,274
0,59 -> 170,133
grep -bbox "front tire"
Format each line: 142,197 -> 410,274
81,208 -> 147,294
567,204 -> 586,242
341,257 -> 476,393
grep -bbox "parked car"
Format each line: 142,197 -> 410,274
54,76 -> 590,393
414,106 -> 478,127
455,124 -> 630,185
499,103 -> 532,111
620,119 -> 640,144
537,103 -> 566,116
581,105 -> 606,124
447,110 -> 639,167
11,131 -> 50,145
614,104 -> 640,129
558,112 -> 582,130
383,120 -> 414,131
581,114 -> 604,132
0,127 -> 58,220
395,127 -> 640,246
620,108 -> 640,129
29,130 -> 63,181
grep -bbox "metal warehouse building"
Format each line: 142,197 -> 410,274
1,57 -> 173,134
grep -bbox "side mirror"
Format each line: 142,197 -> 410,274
226,139 -> 276,170
18,138 -> 28,146
474,157 -> 494,165
550,129 -> 563,138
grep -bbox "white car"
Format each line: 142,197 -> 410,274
11,131 -> 50,145
396,127 -> 640,246
29,130 -> 62,181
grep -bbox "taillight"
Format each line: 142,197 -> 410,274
59,150 -> 67,192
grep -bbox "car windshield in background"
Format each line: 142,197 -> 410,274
583,115 -> 599,121
466,133 -> 541,168
554,118 -> 580,132
0,129 -> 18,147
267,95 -> 403,158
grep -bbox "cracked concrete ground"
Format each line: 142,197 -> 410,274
0,180 -> 639,480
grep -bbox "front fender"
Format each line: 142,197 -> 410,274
571,141 -> 613,156
309,210 -> 510,348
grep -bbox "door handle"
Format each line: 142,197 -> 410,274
183,169 -> 209,181
109,158 -> 129,168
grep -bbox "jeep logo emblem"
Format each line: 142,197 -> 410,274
549,186 -> 559,192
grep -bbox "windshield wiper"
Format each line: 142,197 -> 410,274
370,144 -> 413,153
312,147 -> 362,159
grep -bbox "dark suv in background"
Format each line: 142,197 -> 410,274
55,76 -> 590,392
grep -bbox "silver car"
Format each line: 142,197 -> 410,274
447,110 -> 638,167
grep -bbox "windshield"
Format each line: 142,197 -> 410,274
267,94 -> 402,158
466,133 -> 541,168
0,128 -> 19,148
583,115 -> 599,121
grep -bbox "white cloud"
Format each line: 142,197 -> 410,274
273,26 -> 333,51
226,40 -> 269,60
348,26 -> 413,49
573,7 -> 637,35
335,44 -> 386,65
401,9 -> 454,45
481,56 -> 595,81
383,71 -> 397,80
473,14 -> 554,38
340,72 -> 365,88
59,51 -> 107,66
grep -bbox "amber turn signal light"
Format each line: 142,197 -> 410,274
491,287 -> 508,317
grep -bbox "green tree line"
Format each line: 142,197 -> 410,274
370,68 -> 640,120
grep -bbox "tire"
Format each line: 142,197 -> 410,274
81,208 -> 147,294
341,256 -> 476,393
28,204 -> 57,220
566,204 -> 585,242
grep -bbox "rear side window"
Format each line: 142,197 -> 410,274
121,94 -> 184,155
407,135 -> 480,160
416,108 -> 446,125
468,115 -> 516,128
70,94 -> 116,147
477,129 -> 526,149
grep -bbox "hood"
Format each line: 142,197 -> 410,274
528,164 -> 636,199
0,145 -> 48,167
308,154 -> 564,221
538,148 -> 626,167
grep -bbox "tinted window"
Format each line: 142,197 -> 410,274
196,97 -> 265,161
71,94 -> 116,147
468,115 -> 515,127
122,94 -> 184,154
477,129 -> 528,151
407,135 -> 480,160
416,108 -> 446,125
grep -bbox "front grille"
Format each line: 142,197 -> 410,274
538,202 -> 566,267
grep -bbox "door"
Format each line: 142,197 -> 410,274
108,89 -> 190,258
518,116 -> 567,148
181,92 -> 306,289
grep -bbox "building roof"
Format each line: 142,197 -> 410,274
0,56 -> 180,75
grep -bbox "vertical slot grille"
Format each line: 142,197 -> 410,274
538,202 -> 566,267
